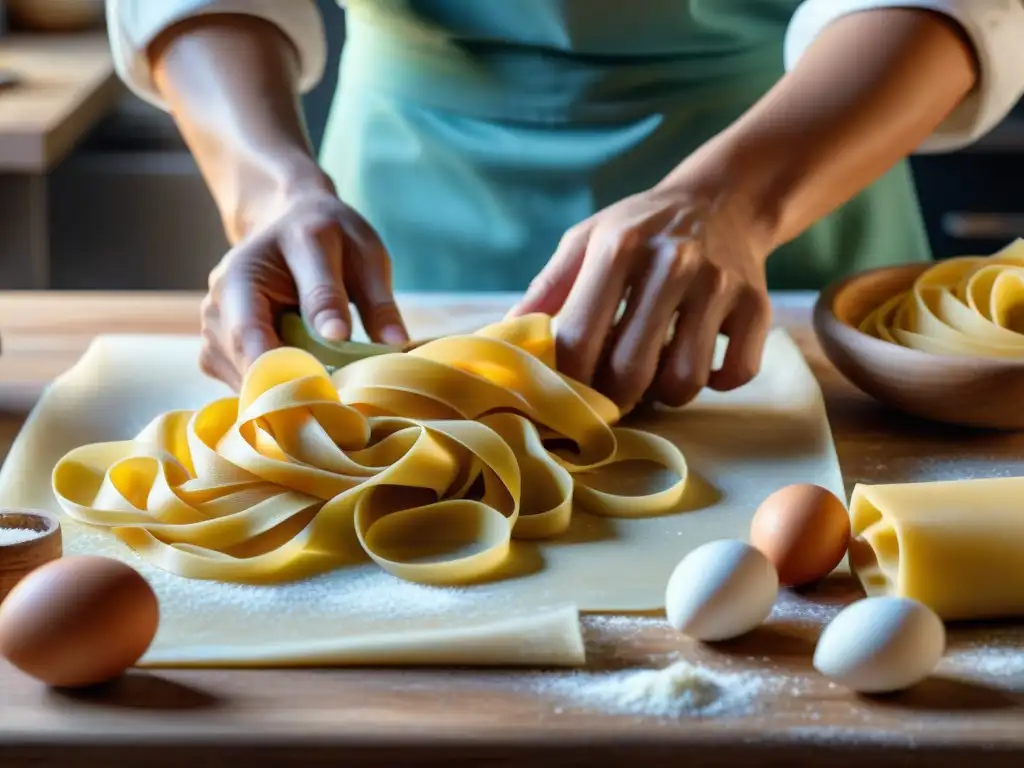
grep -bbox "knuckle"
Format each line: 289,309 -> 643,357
616,225 -> 645,252
555,328 -> 593,382
659,364 -> 707,408
307,215 -> 341,242
227,326 -> 250,360
199,295 -> 217,322
606,352 -> 648,404
591,225 -> 626,260
198,348 -> 218,379
294,215 -> 342,251
219,250 -> 257,286
528,270 -> 558,295
207,262 -> 226,293
715,364 -> 757,392
368,300 -> 401,327
607,348 -> 646,389
558,223 -> 587,249
735,360 -> 759,385
308,192 -> 347,218
704,265 -> 731,297
302,283 -> 344,317
747,286 -> 772,318
659,380 -> 699,408
663,248 -> 698,289
555,322 -> 588,356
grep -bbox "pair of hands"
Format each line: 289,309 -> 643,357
200,180 -> 773,411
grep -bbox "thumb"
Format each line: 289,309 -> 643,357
283,227 -> 352,342
508,222 -> 591,319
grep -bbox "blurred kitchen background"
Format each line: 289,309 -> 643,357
1,0 -> 1022,291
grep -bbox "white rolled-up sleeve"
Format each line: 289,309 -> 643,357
106,0 -> 328,110
785,0 -> 1024,153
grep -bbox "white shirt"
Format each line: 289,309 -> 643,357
106,0 -> 1024,154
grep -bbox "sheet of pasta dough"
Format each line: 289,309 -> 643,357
0,326 -> 843,667
850,478 -> 1024,621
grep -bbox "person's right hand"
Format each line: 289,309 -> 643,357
199,187 -> 409,390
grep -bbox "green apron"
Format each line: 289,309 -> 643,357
320,0 -> 931,292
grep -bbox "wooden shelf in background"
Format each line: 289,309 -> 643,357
0,31 -> 119,172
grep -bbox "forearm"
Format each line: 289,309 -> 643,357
664,8 -> 978,255
149,14 -> 330,244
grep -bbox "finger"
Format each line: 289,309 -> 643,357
708,288 -> 771,392
342,216 -> 409,346
654,266 -> 737,407
217,264 -> 281,374
199,328 -> 242,391
507,221 -> 592,318
281,225 -> 352,342
596,243 -> 696,410
555,226 -> 643,385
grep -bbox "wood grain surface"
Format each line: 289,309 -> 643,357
2,291 -> 1024,768
0,33 -> 119,171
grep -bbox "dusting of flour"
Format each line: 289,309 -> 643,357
940,629 -> 1024,684
506,614 -> 791,718
61,522 -> 502,651
0,528 -> 40,546
156,565 -> 469,620
530,660 -> 768,718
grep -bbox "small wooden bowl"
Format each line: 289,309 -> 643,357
814,263 -> 1024,430
0,510 -> 62,603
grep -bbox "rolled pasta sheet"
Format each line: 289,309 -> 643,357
849,478 -> 1024,621
858,238 -> 1024,358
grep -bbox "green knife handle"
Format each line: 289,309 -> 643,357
277,310 -> 399,372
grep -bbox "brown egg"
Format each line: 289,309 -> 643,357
750,484 -> 850,588
0,555 -> 159,687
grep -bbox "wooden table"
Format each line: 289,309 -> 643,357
0,33 -> 120,288
2,291 -> 1024,767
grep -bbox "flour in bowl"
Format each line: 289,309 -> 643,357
0,528 -> 40,546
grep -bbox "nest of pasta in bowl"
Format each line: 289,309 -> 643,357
813,239 -> 1024,430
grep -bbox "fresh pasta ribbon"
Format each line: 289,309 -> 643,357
859,238 -> 1024,358
51,314 -> 689,586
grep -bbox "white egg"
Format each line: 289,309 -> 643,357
813,596 -> 945,694
665,539 -> 779,641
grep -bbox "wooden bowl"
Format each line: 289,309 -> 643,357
813,263 -> 1024,430
0,510 -> 62,603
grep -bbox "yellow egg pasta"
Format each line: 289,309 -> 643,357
859,238 -> 1024,358
51,314 -> 689,587
849,477 -> 1024,621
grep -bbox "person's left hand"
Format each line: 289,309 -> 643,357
507,183 -> 774,412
